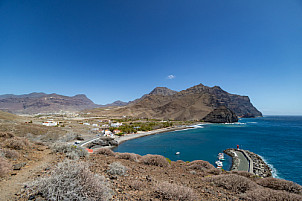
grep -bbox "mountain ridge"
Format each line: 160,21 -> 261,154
88,83 -> 262,122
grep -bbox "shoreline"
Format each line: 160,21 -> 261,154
115,124 -> 204,145
88,123 -> 206,150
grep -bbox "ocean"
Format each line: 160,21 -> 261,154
113,116 -> 302,185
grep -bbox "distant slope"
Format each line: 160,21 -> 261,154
0,93 -> 98,114
0,110 -> 20,121
88,83 -> 262,122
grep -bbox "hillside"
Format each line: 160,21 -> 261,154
0,93 -> 98,114
0,110 -> 20,121
88,83 -> 262,122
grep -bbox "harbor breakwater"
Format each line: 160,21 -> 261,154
224,148 -> 272,178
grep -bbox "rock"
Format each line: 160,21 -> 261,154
13,162 -> 26,170
202,106 -> 238,123
110,175 -> 117,180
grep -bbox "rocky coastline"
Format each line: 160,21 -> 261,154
224,148 -> 272,178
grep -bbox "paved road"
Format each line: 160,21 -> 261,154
234,150 -> 249,171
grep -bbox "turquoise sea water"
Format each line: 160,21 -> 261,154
113,116 -> 302,185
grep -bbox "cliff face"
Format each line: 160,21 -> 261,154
0,93 -> 98,114
89,83 -> 262,123
202,106 -> 238,123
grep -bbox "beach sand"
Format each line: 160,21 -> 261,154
115,125 -> 190,144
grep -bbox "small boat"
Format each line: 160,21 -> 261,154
175,152 -> 180,155
218,153 -> 225,161
215,160 -> 223,168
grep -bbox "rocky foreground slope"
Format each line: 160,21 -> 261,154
89,83 -> 262,122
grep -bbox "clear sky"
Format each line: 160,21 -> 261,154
1,0 -> 302,115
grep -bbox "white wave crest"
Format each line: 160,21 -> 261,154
258,154 -> 280,179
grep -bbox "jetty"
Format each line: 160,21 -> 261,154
224,148 -> 272,178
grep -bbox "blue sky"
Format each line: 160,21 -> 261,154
0,0 -> 302,115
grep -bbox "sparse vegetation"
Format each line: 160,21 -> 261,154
256,177 -> 302,195
231,171 -> 256,179
4,137 -> 30,150
0,148 -> 20,159
51,143 -> 88,159
154,181 -> 198,201
0,157 -> 11,177
187,160 -> 215,171
241,188 -> 302,200
141,154 -> 170,167
25,160 -> 113,200
94,148 -> 115,156
202,174 -> 258,193
107,162 -> 127,176
115,152 -> 141,162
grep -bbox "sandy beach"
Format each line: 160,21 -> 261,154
115,125 -> 192,145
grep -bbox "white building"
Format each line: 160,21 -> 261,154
110,122 -> 123,127
42,121 -> 58,126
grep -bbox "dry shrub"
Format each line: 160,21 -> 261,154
141,154 -> 169,167
1,148 -> 20,159
0,132 -> 14,139
94,148 -> 115,156
4,137 -> 30,150
51,143 -> 88,159
187,160 -> 215,171
107,162 -> 127,176
0,157 -> 12,177
25,160 -> 113,200
129,180 -> 145,190
257,177 -> 302,194
202,174 -> 258,193
34,141 -> 45,146
241,188 -> 302,201
154,181 -> 198,201
231,171 -> 256,179
116,152 -> 141,162
207,168 -> 222,175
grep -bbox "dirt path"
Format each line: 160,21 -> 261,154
0,150 -> 56,201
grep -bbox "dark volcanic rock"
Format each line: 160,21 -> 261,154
202,106 -> 238,123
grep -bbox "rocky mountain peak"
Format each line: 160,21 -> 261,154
149,87 -> 177,96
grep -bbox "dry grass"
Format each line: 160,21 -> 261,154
0,148 -> 20,159
4,137 -> 30,150
154,181 -> 198,200
202,174 -> 258,193
25,160 -> 113,200
141,154 -> 170,167
0,157 -> 12,177
107,162 -> 127,176
256,177 -> 302,195
0,132 -> 15,139
187,160 -> 215,171
241,188 -> 302,201
115,152 -> 141,162
94,148 -> 116,156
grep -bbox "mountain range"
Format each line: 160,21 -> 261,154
88,84 -> 262,122
0,84 -> 262,122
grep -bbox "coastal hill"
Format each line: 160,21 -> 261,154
0,93 -> 98,114
89,83 -> 262,122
